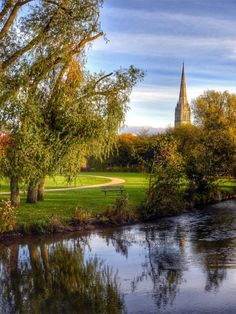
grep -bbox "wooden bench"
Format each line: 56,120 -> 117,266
101,185 -> 125,196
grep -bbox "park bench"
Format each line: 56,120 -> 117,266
101,185 -> 125,196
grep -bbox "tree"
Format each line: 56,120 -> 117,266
168,91 -> 236,203
91,133 -> 138,170
132,132 -> 162,172
144,135 -> 185,219
0,0 -> 105,205
0,1 -> 144,205
190,91 -> 236,197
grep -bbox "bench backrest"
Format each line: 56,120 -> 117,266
102,186 -> 124,190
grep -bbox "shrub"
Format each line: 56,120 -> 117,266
74,207 -> 92,224
0,200 -> 16,233
103,195 -> 135,224
47,215 -> 65,233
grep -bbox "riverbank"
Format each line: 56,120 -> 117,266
0,173 -> 235,240
1,192 -> 235,242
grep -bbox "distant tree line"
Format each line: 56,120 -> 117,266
88,131 -> 161,172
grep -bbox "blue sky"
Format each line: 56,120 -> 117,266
87,0 -> 236,128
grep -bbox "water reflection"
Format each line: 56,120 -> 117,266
0,200 -> 236,314
130,224 -> 187,310
0,239 -> 124,314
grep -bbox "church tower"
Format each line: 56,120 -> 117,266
175,63 -> 191,126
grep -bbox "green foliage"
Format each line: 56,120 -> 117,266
91,131 -> 164,172
144,135 -> 186,218
0,1 -> 144,206
192,90 -> 236,180
0,200 -> 16,233
166,90 -> 236,206
132,131 -> 162,172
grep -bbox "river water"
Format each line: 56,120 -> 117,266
0,200 -> 236,314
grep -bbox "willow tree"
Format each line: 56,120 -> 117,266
26,65 -> 143,203
0,0 -> 143,206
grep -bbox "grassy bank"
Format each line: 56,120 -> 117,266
0,173 -> 235,233
0,173 -> 148,227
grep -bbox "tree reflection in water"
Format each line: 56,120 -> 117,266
0,240 -> 124,314
191,210 -> 236,293
1,202 -> 236,314
130,223 -> 188,310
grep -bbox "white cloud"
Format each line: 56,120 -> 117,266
130,85 -> 236,104
93,33 -> 236,60
130,87 -> 178,103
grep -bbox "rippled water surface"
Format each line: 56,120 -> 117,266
1,200 -> 236,313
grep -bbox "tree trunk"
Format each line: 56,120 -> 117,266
37,177 -> 45,201
40,244 -> 51,284
10,176 -> 20,207
26,179 -> 38,204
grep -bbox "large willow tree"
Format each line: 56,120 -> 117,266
0,0 -> 144,206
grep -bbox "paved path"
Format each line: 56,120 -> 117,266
0,175 -> 126,195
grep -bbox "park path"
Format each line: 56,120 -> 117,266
0,175 -> 126,195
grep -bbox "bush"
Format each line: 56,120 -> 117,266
74,207 -> 92,224
0,200 -> 16,233
47,215 -> 66,233
103,195 -> 136,224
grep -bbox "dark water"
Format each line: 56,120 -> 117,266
1,200 -> 236,314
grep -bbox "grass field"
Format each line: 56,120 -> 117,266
0,173 -> 235,227
0,173 -> 148,226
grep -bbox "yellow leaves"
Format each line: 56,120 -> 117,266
0,200 -> 16,233
66,59 -> 83,87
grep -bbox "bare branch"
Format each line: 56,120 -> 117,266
74,31 -> 104,53
94,72 -> 113,87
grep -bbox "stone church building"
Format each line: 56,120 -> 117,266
175,64 -> 191,126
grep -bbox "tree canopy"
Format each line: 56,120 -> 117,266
0,0 -> 144,206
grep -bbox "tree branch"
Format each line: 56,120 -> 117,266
73,31 -> 104,53
0,0 -> 29,40
1,0 -> 67,70
0,0 -> 15,21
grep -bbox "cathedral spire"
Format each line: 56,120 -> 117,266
175,63 -> 191,126
179,63 -> 187,104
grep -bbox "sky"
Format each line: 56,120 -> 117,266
87,0 -> 236,128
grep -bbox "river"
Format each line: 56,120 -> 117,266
0,200 -> 236,313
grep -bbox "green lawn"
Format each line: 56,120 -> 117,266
0,172 -> 149,226
217,178 -> 236,191
0,173 -> 235,227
